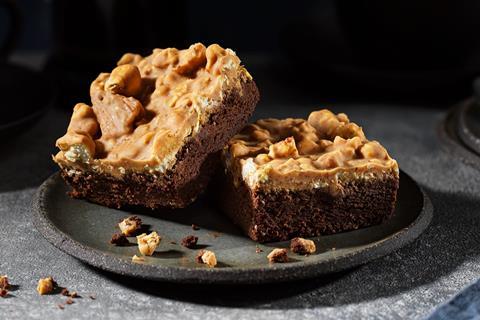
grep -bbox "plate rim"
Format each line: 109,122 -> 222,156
32,170 -> 433,284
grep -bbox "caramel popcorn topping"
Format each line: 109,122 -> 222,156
54,43 -> 252,176
224,109 -> 398,191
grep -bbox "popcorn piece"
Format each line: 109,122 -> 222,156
267,248 -> 289,263
105,64 -> 142,97
37,277 -> 55,295
268,137 -> 299,159
290,237 -> 316,255
360,141 -> 388,160
195,250 -> 217,268
152,48 -> 179,68
307,109 -> 365,140
173,43 -> 207,76
0,275 -> 10,290
137,232 -> 161,256
118,216 -> 142,236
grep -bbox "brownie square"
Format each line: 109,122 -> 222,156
54,43 -> 259,209
218,109 -> 399,242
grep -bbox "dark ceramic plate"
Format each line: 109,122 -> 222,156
438,99 -> 480,170
33,170 -> 432,284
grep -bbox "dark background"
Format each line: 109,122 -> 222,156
2,0 -> 480,115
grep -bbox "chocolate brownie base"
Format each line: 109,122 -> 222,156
218,171 -> 399,243
60,79 -> 259,209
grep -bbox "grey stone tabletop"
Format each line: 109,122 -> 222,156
1,99 -> 480,320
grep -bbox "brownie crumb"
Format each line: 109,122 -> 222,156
61,288 -> 79,298
118,216 -> 142,236
65,298 -> 74,305
0,289 -> 8,298
191,224 -> 200,231
110,233 -> 129,246
195,250 -> 204,264
255,246 -> 263,253
181,235 -> 198,249
290,237 -> 316,255
0,275 -> 10,290
195,250 -> 217,268
57,303 -> 65,310
132,255 -> 145,263
170,241 -> 177,245
267,248 -> 289,263
89,294 -> 96,300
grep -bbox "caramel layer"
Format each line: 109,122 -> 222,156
54,43 -> 252,176
224,109 -> 399,192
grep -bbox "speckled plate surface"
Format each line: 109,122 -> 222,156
33,170 -> 432,284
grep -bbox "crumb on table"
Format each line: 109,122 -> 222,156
61,288 -> 78,298
191,224 -> 200,231
37,277 -> 55,295
0,275 -> 10,290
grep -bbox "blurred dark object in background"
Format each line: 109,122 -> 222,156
46,0 -> 189,106
4,0 -> 480,108
0,0 -> 54,138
